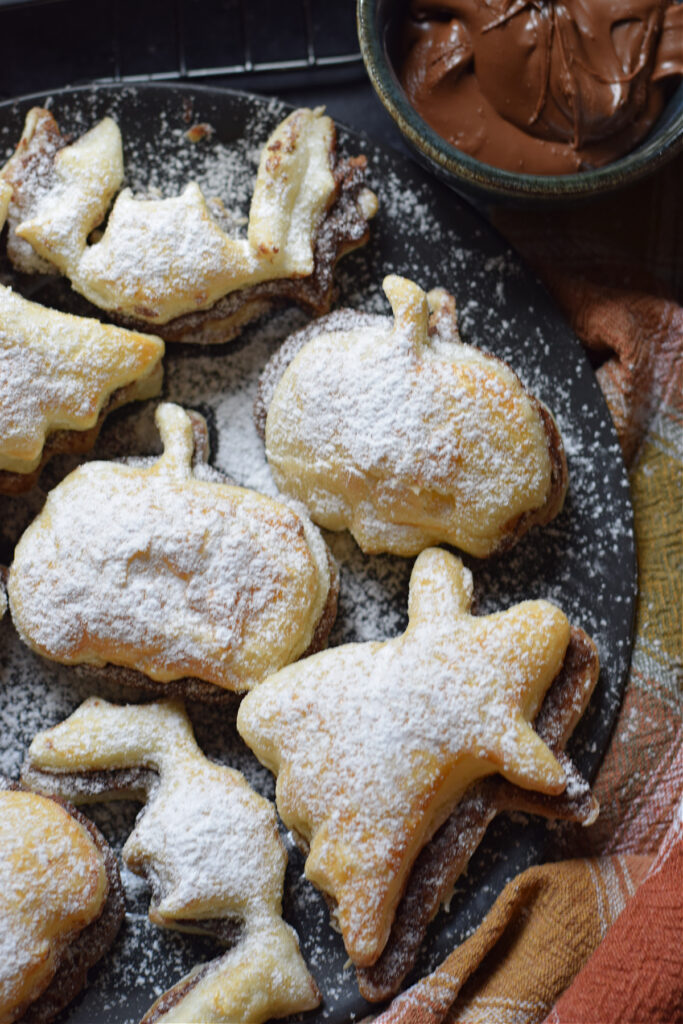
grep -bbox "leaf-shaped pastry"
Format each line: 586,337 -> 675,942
8,403 -> 334,693
0,284 -> 164,482
238,547 -> 585,968
262,274 -> 567,557
23,698 -> 320,1024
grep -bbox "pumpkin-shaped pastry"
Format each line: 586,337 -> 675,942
258,275 -> 568,557
8,403 -> 337,698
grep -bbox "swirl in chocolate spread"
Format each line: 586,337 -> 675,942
399,0 -> 683,174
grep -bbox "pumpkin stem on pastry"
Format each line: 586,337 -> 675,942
154,402 -> 199,480
384,274 -> 430,348
406,546 -> 474,623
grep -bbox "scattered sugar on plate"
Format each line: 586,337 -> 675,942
0,85 -> 635,1023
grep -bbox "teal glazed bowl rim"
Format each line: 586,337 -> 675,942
357,0 -> 683,204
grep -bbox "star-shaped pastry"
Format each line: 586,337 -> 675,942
238,547 -> 571,967
0,283 -> 164,480
23,698 -> 320,1023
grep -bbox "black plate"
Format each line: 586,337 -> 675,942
0,83 -> 636,1024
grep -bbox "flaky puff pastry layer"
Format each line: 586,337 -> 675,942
264,275 -> 567,557
238,548 -> 574,968
8,403 -> 331,691
0,284 -> 164,476
0,790 -> 107,1023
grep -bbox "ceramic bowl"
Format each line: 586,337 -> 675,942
357,0 -> 683,204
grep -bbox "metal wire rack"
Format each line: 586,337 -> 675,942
1,0 -> 364,100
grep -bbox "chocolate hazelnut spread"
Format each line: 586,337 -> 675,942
400,0 -> 683,174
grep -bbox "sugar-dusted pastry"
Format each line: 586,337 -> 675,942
357,623 -> 600,999
258,274 -> 567,557
3,106 -> 377,343
0,180 -> 11,230
0,776 -> 124,1024
0,107 -> 123,274
22,698 -> 320,1024
237,547 -> 597,968
8,403 -> 337,698
0,284 -> 164,494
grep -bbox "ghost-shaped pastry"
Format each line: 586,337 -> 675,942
261,275 -> 567,557
23,698 -> 320,1024
356,622 -> 600,1000
238,547 -> 593,968
8,403 -> 335,693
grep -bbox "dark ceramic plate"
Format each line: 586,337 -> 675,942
0,83 -> 636,1023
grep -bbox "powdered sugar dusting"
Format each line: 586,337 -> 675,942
27,699 -> 289,925
0,85 -> 635,1023
0,283 -> 163,473
0,787 -> 106,1012
239,549 -> 570,962
8,403 -> 328,691
265,282 -> 554,557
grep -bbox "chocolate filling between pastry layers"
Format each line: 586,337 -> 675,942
0,777 -> 125,1024
140,960 -> 218,1024
355,625 -> 599,1001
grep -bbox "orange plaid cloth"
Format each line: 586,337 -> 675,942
375,152 -> 683,1024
